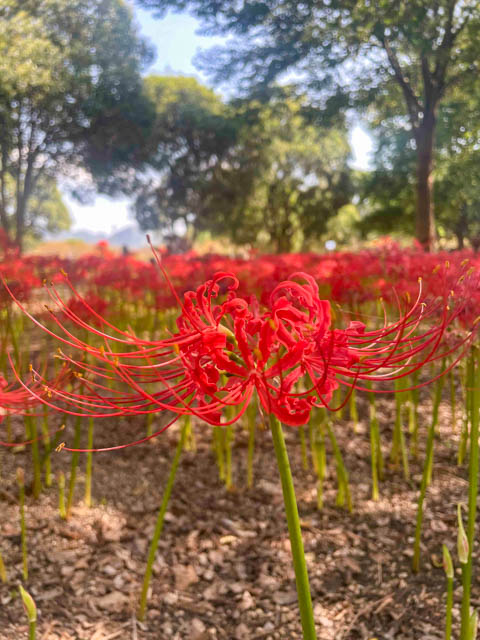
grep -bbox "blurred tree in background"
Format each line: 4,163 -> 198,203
0,0 -> 154,251
132,76 -> 237,235
139,0 -> 480,251
133,81 -> 353,252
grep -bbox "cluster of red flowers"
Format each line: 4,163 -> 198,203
4,244 -> 477,450
4,239 -> 480,315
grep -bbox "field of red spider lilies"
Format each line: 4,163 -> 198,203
2,240 -> 480,640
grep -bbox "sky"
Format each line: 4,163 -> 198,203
67,7 -> 373,234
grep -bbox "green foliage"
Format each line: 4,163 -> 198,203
133,75 -> 237,233
139,0 -> 480,248
134,81 -> 353,252
1,174 -> 70,243
0,0 -> 154,250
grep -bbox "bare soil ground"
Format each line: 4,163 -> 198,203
0,390 -> 476,640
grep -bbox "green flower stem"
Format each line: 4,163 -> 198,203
445,576 -> 453,640
299,426 -> 308,470
412,367 -> 445,573
326,421 -> 352,512
269,414 -> 317,640
84,417 -> 94,507
137,420 -> 188,622
460,349 -> 480,640
368,386 -> 380,500
349,388 -> 359,432
66,415 -> 83,519
17,468 -> 27,581
312,421 -> 327,510
41,406 -> 52,487
0,551 -> 6,583
58,471 -> 66,520
458,355 -> 473,466
247,401 -> 256,488
225,424 -> 234,490
449,367 -> 457,433
25,414 -> 41,499
213,426 -> 225,481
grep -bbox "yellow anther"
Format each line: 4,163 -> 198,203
173,343 -> 180,354
55,442 -> 65,453
60,269 -> 68,277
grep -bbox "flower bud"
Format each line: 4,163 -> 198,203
442,544 -> 454,579
458,503 -> 469,565
16,468 -> 24,487
19,585 -> 36,623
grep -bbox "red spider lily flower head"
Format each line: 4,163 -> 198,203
0,367 -> 70,446
3,251 -> 479,451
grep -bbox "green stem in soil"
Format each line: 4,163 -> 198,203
247,400 -> 256,488
349,388 -> 359,432
17,468 -> 27,581
442,543 -> 454,640
367,385 -> 380,500
225,424 -> 233,490
299,426 -> 308,471
137,420 -> 188,621
313,421 -> 327,510
450,366 -> 457,433
458,354 -> 473,466
84,417 -> 94,507
408,373 -> 420,458
0,551 -> 6,583
308,422 -> 318,474
25,414 -> 41,499
66,415 -> 82,518
213,426 -> 225,481
58,471 -> 66,520
146,412 -> 154,437
41,406 -> 52,487
445,576 -> 453,640
184,414 -> 196,452
269,414 -> 317,640
460,349 -> 480,640
326,420 -> 352,512
412,367 -> 445,573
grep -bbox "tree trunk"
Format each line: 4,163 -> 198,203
455,203 -> 468,250
415,113 -> 436,251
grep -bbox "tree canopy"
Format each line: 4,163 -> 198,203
132,79 -> 353,252
138,0 -> 480,250
0,0 -> 154,250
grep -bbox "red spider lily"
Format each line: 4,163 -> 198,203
0,369 -> 71,446
4,248 -> 479,452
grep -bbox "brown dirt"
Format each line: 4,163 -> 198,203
0,389 -> 476,640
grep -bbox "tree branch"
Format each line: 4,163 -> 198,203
380,35 -> 422,130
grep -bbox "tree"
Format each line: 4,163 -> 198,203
133,80 -> 353,252
197,92 -> 353,252
132,75 -> 237,233
359,81 -> 480,248
0,0 -> 154,251
138,0 -> 480,250
0,173 -> 71,245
